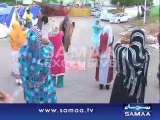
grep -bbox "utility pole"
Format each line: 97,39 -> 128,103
143,0 -> 147,25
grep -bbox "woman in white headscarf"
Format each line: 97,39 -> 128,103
95,25 -> 114,90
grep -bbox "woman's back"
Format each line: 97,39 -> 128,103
19,28 -> 57,103
49,31 -> 65,76
49,32 -> 64,55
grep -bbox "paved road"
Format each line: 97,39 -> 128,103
0,17 -> 159,103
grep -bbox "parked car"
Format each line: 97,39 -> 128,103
91,8 -> 101,17
109,13 -> 129,23
100,10 -> 115,21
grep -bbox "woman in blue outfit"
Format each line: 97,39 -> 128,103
19,28 -> 57,103
91,19 -> 103,58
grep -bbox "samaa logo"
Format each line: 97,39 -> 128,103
123,104 -> 152,117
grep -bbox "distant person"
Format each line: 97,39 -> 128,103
141,5 -> 144,17
49,23 -> 65,88
110,29 -> 150,103
59,16 -> 75,52
10,21 -> 27,85
91,19 -> 103,59
95,25 -> 114,90
40,5 -> 46,15
117,1 -> 120,9
25,9 -> 33,28
19,28 -> 57,103
37,7 -> 45,30
157,33 -> 160,85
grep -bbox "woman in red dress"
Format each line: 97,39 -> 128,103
49,23 -> 65,88
95,25 -> 114,90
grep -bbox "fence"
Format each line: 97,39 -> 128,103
69,7 -> 91,17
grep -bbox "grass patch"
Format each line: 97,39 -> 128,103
129,16 -> 159,27
151,6 -> 159,16
147,16 -> 159,24
0,0 -> 17,6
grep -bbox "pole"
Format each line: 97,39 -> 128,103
143,0 -> 147,25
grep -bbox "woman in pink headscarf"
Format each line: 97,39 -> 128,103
49,23 -> 65,88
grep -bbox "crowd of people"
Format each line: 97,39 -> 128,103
9,7 -> 75,103
3,6 -> 159,103
91,18 -> 159,103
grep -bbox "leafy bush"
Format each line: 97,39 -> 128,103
151,6 -> 159,16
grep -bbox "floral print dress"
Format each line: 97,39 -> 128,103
19,28 -> 57,103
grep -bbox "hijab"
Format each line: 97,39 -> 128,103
92,19 -> 102,34
129,29 -> 146,63
102,25 -> 113,46
10,21 -> 26,51
125,29 -> 150,99
19,28 -> 53,88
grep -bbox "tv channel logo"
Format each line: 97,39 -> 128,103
123,104 -> 152,117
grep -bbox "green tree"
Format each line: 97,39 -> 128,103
111,0 -> 153,17
43,0 -> 58,2
111,0 -> 152,6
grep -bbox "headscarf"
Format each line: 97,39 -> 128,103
19,28 -> 53,88
102,25 -> 113,46
129,29 -> 146,63
50,23 -> 59,35
93,18 -> 101,26
130,29 -> 146,47
92,19 -> 102,34
10,21 -> 26,51
125,29 -> 150,99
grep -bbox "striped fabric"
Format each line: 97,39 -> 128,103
114,30 -> 150,100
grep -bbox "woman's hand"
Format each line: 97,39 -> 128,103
42,38 -> 50,45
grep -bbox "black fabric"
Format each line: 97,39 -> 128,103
42,16 -> 48,24
110,30 -> 150,103
110,74 -> 137,103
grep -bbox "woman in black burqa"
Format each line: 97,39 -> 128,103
110,29 -> 150,103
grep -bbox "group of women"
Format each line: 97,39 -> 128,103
92,19 -> 114,90
9,11 -> 158,103
91,19 -> 153,103
10,12 -> 74,103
